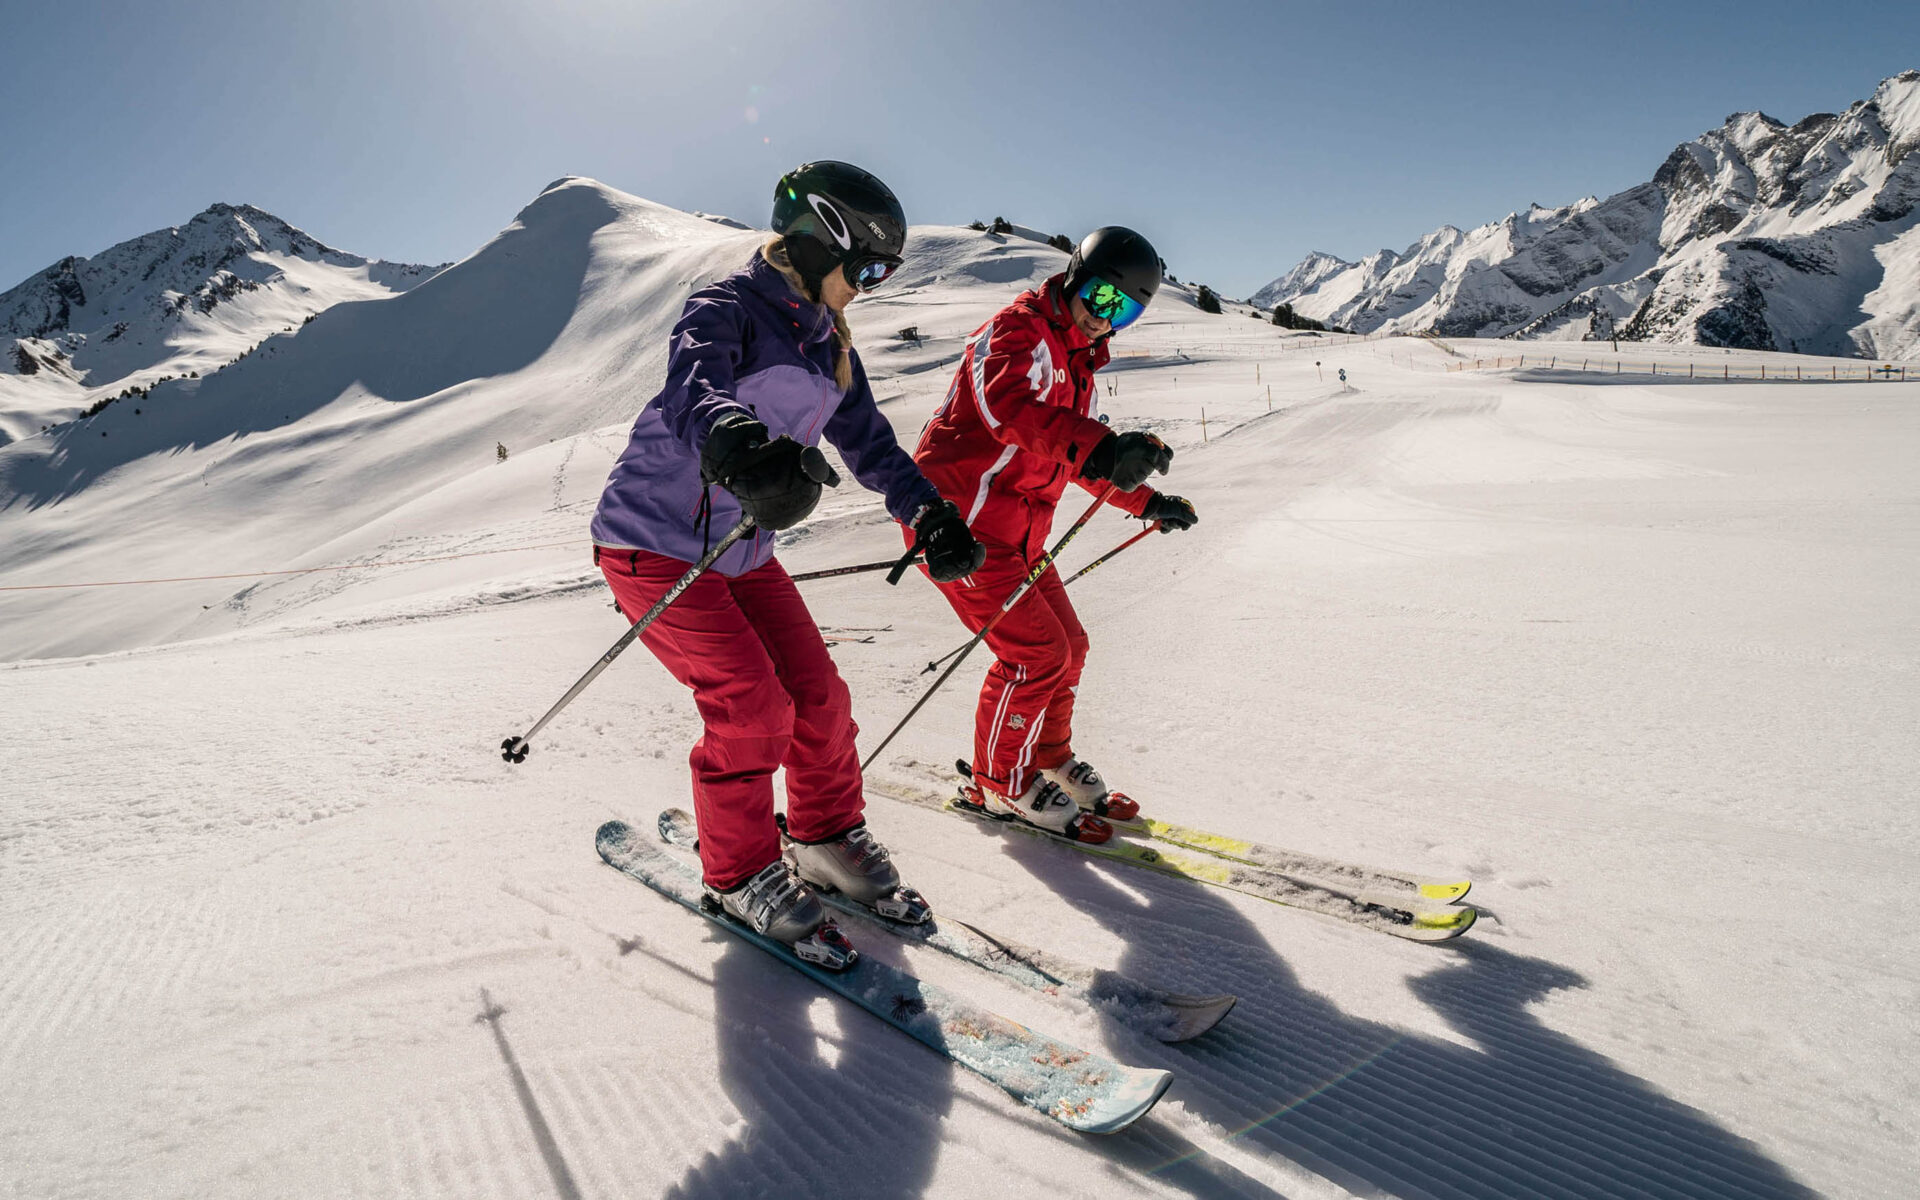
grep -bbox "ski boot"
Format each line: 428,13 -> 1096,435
702,858 -> 857,970
960,776 -> 1113,844
1039,757 -> 1140,822
782,820 -> 932,925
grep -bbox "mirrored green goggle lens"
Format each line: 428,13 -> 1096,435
1077,276 -> 1146,329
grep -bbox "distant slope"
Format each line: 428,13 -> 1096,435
0,178 -> 1069,658
0,204 -> 444,444
1253,70 -> 1920,359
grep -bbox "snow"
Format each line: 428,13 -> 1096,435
0,204 -> 443,447
4,179 -> 1918,1198
1251,71 -> 1920,360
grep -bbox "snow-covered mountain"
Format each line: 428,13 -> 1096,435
1253,70 -> 1920,359
5,172 -> 1919,1200
0,203 -> 445,444
0,177 -> 1074,659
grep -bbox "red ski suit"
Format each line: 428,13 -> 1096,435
598,547 -> 864,891
910,275 -> 1157,800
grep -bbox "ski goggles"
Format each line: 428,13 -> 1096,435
848,255 -> 902,292
1075,275 -> 1147,331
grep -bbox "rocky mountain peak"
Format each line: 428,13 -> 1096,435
1250,71 -> 1920,359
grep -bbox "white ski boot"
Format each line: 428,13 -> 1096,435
702,858 -> 856,969
784,821 -> 932,925
962,775 -> 1113,844
1039,758 -> 1140,821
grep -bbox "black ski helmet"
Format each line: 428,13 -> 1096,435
771,161 -> 906,295
1063,226 -> 1162,310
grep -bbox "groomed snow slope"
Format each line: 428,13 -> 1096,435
4,182 -> 1918,1199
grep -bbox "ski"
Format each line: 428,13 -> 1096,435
876,783 -> 1476,943
954,760 -> 1472,905
596,820 -> 1174,1133
657,808 -> 1236,1043
1131,817 -> 1470,904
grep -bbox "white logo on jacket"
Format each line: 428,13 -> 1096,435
1027,339 -> 1054,398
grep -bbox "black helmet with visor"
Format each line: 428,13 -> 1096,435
772,161 -> 907,297
1063,226 -> 1161,333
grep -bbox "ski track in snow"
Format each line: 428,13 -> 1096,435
5,185 -> 1918,1198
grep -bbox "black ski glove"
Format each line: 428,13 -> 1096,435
700,411 -> 770,485
911,499 -> 986,582
700,412 -> 838,530
1081,429 -> 1172,492
1141,492 -> 1198,532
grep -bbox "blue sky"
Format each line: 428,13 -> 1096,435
2,0 -> 1915,296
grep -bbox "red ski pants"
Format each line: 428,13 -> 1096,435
597,548 -> 865,890
928,539 -> 1088,800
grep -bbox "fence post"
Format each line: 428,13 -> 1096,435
1832,365 -> 1836,380
1550,356 -> 1556,368
1201,408 -> 1207,441
1689,362 -> 1694,378
1726,364 -> 1729,379
1266,384 -> 1272,410
1761,364 -> 1766,380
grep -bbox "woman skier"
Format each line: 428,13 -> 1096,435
909,226 -> 1197,844
591,161 -> 985,967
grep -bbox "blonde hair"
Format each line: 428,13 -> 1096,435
761,237 -> 854,391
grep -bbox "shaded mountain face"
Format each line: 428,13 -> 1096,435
0,204 -> 444,442
1253,70 -> 1920,359
0,175 -> 1078,658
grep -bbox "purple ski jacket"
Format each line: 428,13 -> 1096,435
592,251 -> 941,574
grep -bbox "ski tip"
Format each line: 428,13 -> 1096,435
1157,994 -> 1238,1042
656,808 -> 699,848
1408,905 -> 1478,942
596,820 -> 637,864
1418,881 -> 1473,903
1067,1067 -> 1174,1134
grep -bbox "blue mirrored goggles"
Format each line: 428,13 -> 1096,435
848,256 -> 902,292
1075,275 -> 1147,331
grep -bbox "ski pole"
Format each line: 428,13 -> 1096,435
862,485 -> 1114,772
789,550 -> 921,584
1062,520 -> 1161,587
501,515 -> 754,763
919,519 -> 1161,676
501,444 -> 841,763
